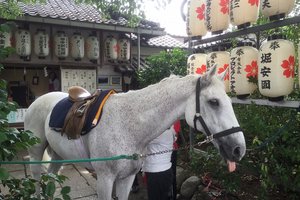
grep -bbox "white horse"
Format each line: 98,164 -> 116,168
24,66 -> 246,200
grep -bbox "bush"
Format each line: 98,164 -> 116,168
1,173 -> 71,200
234,104 -> 300,199
137,48 -> 188,87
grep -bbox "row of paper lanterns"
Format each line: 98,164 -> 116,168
187,0 -> 295,37
0,29 -> 130,61
187,36 -> 297,101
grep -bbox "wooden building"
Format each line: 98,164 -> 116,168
0,0 -> 170,107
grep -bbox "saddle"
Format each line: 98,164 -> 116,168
62,86 -> 101,140
68,86 -> 91,101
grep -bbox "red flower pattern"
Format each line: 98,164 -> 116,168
244,60 -> 258,78
217,64 -> 229,80
113,44 -> 120,53
219,0 -> 229,14
196,4 -> 205,20
281,56 -> 295,78
248,0 -> 259,6
195,64 -> 206,75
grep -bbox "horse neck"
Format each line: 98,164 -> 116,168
126,75 -> 197,147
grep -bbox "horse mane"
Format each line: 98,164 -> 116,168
160,74 -> 182,82
120,73 -> 222,99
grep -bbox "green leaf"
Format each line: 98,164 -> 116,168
61,186 -> 71,195
0,167 -> 9,180
0,132 -> 8,143
45,181 -> 56,197
62,194 -> 71,200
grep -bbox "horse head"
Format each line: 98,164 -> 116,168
185,66 -> 246,172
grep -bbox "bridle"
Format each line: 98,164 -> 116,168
193,77 -> 242,144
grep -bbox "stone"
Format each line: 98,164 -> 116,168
180,176 -> 201,199
191,185 -> 211,200
176,167 -> 190,191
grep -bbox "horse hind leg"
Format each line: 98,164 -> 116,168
28,142 -> 48,180
46,147 -> 63,174
27,141 -> 47,198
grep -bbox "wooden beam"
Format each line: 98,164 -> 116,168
231,97 -> 300,109
191,16 -> 300,46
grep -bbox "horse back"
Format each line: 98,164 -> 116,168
24,92 -> 68,135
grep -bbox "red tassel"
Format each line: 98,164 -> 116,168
173,120 -> 181,133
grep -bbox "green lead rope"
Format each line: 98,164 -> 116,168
0,153 -> 140,165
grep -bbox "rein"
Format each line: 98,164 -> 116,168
193,77 -> 242,144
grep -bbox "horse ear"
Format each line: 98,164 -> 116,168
218,66 -> 229,81
203,64 -> 217,81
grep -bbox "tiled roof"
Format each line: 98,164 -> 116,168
127,33 -> 186,48
17,0 -> 163,30
147,34 -> 187,48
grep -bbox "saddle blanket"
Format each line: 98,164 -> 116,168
49,89 -> 114,135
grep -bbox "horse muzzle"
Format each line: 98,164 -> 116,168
218,139 -> 246,162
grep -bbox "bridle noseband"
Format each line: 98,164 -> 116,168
193,77 -> 242,144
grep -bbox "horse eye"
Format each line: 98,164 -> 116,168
208,99 -> 219,107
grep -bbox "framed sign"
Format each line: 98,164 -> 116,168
110,76 -> 121,86
98,76 -> 109,85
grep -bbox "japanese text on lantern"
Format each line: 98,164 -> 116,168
105,40 -> 111,59
206,1 -> 212,30
20,33 -> 29,55
189,55 -> 195,74
230,0 -> 240,21
91,38 -> 99,57
38,34 -> 47,55
120,42 -> 128,59
262,0 -> 271,9
58,37 -> 67,56
260,52 -> 272,89
0,33 -> 5,48
231,0 -> 240,9
230,57 -> 236,93
235,49 -> 244,74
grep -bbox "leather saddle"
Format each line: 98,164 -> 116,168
62,86 -> 101,139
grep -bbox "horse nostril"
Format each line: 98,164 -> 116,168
233,146 -> 241,158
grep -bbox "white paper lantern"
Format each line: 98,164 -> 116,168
258,35 -> 295,101
34,29 -> 49,58
86,35 -> 99,61
187,53 -> 207,75
0,31 -> 12,48
15,29 -> 31,57
54,31 -> 69,59
105,35 -> 118,61
70,33 -> 84,61
230,0 -> 259,29
230,44 -> 258,98
261,0 -> 295,20
205,0 -> 230,34
118,38 -> 130,61
186,0 -> 207,38
207,50 -> 230,92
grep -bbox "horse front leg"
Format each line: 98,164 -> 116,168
96,173 -> 115,200
115,175 -> 136,200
